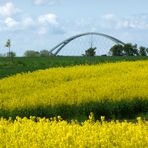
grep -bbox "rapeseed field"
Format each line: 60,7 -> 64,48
0,60 -> 148,147
0,115 -> 147,148
0,60 -> 148,118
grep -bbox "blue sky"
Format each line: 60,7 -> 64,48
0,0 -> 148,56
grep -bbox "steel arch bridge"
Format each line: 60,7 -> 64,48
49,32 -> 125,56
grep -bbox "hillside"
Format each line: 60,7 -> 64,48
0,56 -> 148,79
0,60 -> 148,120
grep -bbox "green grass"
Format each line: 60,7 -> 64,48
0,56 -> 148,79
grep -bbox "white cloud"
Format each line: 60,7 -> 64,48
22,17 -> 35,28
38,13 -> 58,25
102,14 -> 116,22
33,0 -> 57,5
34,0 -> 44,5
4,17 -> 18,28
0,9 -> 64,35
0,17 -> 35,31
0,2 -> 20,17
116,18 -> 148,30
101,13 -> 148,30
0,13 -> 62,34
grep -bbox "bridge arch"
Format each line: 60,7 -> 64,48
49,32 -> 125,56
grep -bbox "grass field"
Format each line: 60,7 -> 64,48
0,56 -> 148,79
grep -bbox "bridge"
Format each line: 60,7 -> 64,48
49,32 -> 125,56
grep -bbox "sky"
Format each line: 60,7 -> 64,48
0,0 -> 148,56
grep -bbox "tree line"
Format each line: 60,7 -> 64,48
1,39 -> 148,59
0,39 -> 51,59
109,43 -> 148,56
84,43 -> 148,56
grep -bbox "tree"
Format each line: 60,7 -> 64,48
0,53 -> 4,57
146,48 -> 148,54
123,43 -> 139,56
109,44 -> 124,56
40,50 -> 49,57
5,39 -> 11,54
24,50 -> 40,57
85,47 -> 96,56
139,46 -> 147,56
5,39 -> 13,61
6,51 -> 16,58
